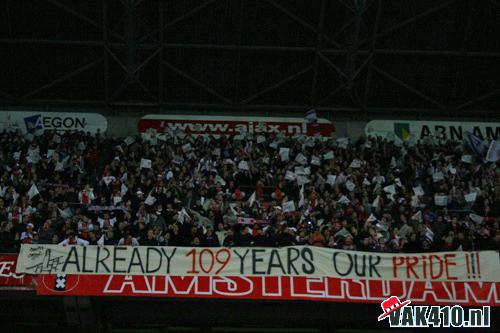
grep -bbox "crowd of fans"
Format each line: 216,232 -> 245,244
0,127 -> 498,253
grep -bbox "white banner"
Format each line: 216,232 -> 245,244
16,245 -> 500,282
0,111 -> 108,134
365,120 -> 500,142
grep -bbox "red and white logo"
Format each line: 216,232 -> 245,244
378,296 -> 411,321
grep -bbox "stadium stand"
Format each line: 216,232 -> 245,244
1,129 -> 498,253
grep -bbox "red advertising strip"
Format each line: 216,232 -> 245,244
138,115 -> 335,137
37,275 -> 500,307
0,254 -> 35,290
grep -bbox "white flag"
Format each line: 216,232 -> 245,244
279,148 -> 290,162
413,185 -> 425,197
323,151 -> 334,160
294,166 -> 306,176
58,208 -> 72,219
434,195 -> 448,206
27,184 -> 40,199
461,155 -> 472,164
310,156 -> 321,166
282,200 -> 296,212
296,175 -> 310,186
411,195 -> 420,208
383,184 -> 396,194
295,153 -> 307,165
248,191 -> 256,207
238,160 -> 250,171
469,213 -> 484,224
432,171 -> 445,182
345,180 -> 356,192
390,156 -> 397,168
485,141 -> 500,162
411,211 -> 422,222
113,196 -> 122,206
424,226 -> 434,242
285,171 -> 296,181
124,136 -> 135,146
47,149 -> 56,159
372,195 -> 381,208
298,184 -> 305,208
140,158 -> 152,169
120,183 -> 128,196
349,159 -> 361,169
103,176 -> 115,186
178,208 -> 190,224
145,192 -> 156,206
337,195 -> 350,204
464,192 -> 477,203
326,175 -> 336,186
336,137 -> 349,148
394,178 -> 403,187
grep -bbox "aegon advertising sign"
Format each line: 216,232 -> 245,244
0,111 -> 108,134
138,115 -> 335,137
365,120 -> 500,142
16,245 -> 500,305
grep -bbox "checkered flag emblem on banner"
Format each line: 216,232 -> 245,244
55,273 -> 67,291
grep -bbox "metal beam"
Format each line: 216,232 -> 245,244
363,0 -> 382,107
371,65 -> 447,110
124,0 -> 138,79
1,38 -> 500,58
455,88 -> 500,110
158,0 -> 164,105
449,0 -> 474,113
310,0 -> 327,107
233,0 -> 245,104
45,0 -> 125,42
103,0 -> 109,105
317,85 -> 345,106
139,0 -> 218,43
264,0 -> 343,49
488,0 -> 500,10
0,89 -> 15,102
240,66 -> 312,104
359,0 -> 457,45
318,53 -> 349,79
162,61 -> 233,104
21,99 -> 500,116
346,0 -> 365,108
21,58 -> 103,99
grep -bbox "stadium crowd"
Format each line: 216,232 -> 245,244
0,127 -> 498,253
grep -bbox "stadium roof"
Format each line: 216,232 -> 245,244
1,0 -> 499,118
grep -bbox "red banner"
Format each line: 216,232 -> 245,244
37,274 -> 499,306
0,254 -> 35,290
138,115 -> 335,137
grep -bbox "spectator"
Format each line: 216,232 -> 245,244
0,128 -> 497,253
59,231 -> 90,246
